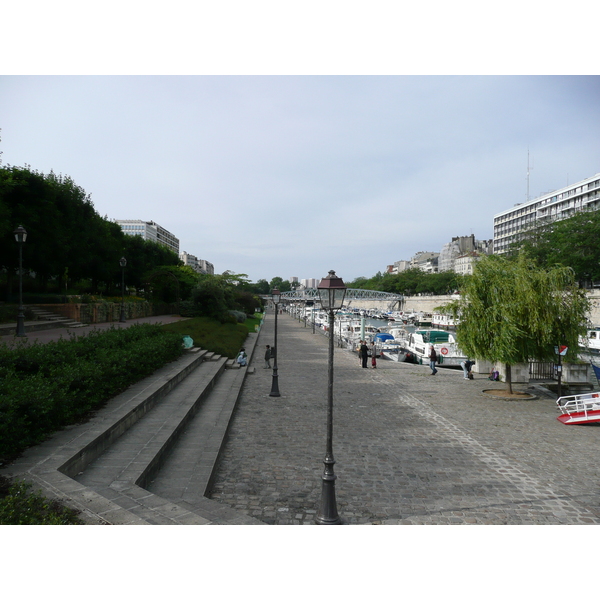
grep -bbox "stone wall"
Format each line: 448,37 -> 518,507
349,291 -> 600,326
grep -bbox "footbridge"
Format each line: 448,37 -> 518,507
279,288 -> 404,311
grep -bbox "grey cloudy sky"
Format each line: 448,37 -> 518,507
1,75 -> 599,284
2,1 -> 600,286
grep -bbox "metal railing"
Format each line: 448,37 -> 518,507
529,361 -> 556,380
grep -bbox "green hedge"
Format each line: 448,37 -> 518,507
0,324 -> 184,461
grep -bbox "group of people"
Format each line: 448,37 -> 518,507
239,337 -> 486,382
358,340 -> 378,369
237,344 -> 274,369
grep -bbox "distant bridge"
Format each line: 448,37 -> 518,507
277,288 -> 404,310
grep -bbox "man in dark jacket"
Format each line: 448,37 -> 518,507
428,344 -> 438,375
359,341 -> 369,368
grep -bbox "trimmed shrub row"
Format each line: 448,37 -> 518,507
0,324 -> 184,461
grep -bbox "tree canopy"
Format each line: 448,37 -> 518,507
348,269 -> 460,296
515,208 -> 600,287
446,254 -> 590,392
0,165 -> 181,297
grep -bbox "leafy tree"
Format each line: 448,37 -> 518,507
269,276 -> 291,292
190,275 -> 231,322
145,265 -> 199,303
253,279 -> 270,295
446,254 -> 590,393
518,208 -> 600,286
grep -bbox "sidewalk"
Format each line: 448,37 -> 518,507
0,314 -> 189,346
209,309 -> 600,524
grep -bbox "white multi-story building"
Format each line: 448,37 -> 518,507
387,260 -> 410,274
301,278 -> 319,289
198,259 -> 214,275
178,252 -> 214,274
493,173 -> 600,254
454,252 -> 481,276
411,251 -> 439,273
439,235 -> 492,272
115,219 -> 180,254
180,251 -> 200,272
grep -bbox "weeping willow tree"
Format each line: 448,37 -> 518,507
446,254 -> 590,394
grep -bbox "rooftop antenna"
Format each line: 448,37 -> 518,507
526,147 -> 534,202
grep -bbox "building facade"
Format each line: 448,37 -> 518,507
197,259 -> 214,275
410,251 -> 439,273
115,219 -> 180,254
493,173 -> 600,254
438,235 -> 493,273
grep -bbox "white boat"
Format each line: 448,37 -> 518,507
432,313 -> 458,329
335,319 -> 380,348
404,329 -> 467,367
414,312 -> 433,326
579,327 -> 600,355
557,391 -> 600,425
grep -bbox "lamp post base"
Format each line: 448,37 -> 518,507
269,368 -> 280,397
315,475 -> 342,525
16,311 -> 26,337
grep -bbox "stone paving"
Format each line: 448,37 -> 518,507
209,310 -> 600,525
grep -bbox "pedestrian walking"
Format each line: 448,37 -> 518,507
236,348 -> 247,367
428,344 -> 438,375
359,340 -> 369,368
370,342 -> 377,368
264,345 -> 272,369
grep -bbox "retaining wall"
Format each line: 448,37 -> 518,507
34,301 -> 178,324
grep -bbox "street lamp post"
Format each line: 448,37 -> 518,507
315,270 -> 347,525
13,226 -> 28,337
119,257 -> 127,323
269,288 -> 281,397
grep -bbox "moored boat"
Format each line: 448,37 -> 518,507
404,329 -> 466,367
556,391 -> 600,424
579,327 -> 600,355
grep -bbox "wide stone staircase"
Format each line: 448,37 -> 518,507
29,305 -> 87,328
1,332 -> 264,525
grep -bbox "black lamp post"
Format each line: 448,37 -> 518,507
315,270 -> 347,525
269,288 -> 281,397
13,225 -> 28,337
119,257 -> 127,323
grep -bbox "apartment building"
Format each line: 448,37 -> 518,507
115,219 -> 180,254
438,235 -> 492,272
493,173 -> 600,254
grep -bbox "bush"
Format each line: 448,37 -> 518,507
228,310 -> 247,323
0,476 -> 83,525
0,324 -> 184,461
160,317 -> 249,359
0,304 -> 35,324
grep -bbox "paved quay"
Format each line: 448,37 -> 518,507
0,314 -> 189,346
209,309 -> 600,525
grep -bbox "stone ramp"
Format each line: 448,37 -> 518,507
1,332 -> 264,525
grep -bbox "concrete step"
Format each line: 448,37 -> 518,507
75,356 -> 228,491
146,366 -> 247,503
1,330 -> 261,524
29,306 -> 87,328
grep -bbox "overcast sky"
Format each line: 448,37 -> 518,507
2,7 -> 600,286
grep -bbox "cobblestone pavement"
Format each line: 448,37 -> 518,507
209,310 -> 600,525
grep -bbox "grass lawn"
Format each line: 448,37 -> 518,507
160,313 -> 263,358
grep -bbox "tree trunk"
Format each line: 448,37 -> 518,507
506,363 -> 513,394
